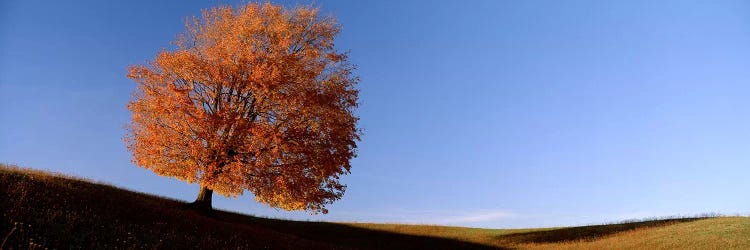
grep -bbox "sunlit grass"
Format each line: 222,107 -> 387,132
344,216 -> 742,249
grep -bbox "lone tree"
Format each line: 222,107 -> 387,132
126,3 -> 359,213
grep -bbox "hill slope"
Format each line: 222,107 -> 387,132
1,164 -> 748,249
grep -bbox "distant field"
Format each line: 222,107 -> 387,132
1,163 -> 748,249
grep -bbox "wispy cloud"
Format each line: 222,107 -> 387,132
435,210 -> 515,224
383,209 -> 515,226
313,208 -> 516,227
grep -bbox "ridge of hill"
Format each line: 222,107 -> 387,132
1,164 -> 748,249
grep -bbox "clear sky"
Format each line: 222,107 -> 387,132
2,0 -> 750,228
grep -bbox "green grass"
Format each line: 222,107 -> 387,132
1,163 -> 748,249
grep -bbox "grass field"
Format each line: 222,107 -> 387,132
1,163 -> 748,249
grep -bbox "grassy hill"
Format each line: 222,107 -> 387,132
1,164 -> 748,249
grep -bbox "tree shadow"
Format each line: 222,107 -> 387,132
212,210 -> 507,249
0,166 -> 506,249
496,217 -> 708,244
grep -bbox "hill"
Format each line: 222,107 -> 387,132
1,164 -> 748,249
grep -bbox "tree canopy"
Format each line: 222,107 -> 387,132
126,2 -> 359,214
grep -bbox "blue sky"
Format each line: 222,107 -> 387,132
2,0 -> 750,228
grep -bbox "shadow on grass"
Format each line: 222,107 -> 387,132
0,164 -> 503,249
212,210 -> 505,250
497,217 -> 709,244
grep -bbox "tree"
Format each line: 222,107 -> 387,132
125,3 -> 359,214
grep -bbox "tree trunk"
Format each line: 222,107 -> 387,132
192,186 -> 213,211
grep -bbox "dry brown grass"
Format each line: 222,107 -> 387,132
345,216 -> 750,249
520,217 -> 750,250
1,163 -> 747,249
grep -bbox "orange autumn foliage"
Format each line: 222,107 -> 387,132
125,3 -> 359,214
